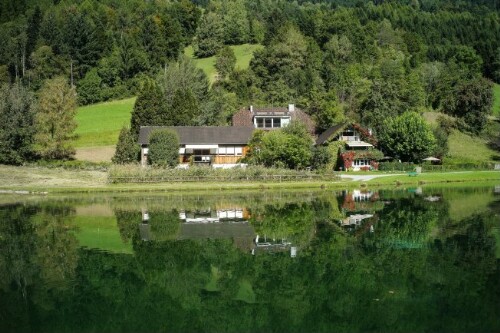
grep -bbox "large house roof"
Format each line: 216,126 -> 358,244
315,123 -> 348,145
139,126 -> 255,145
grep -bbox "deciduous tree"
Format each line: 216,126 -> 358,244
35,77 -> 77,160
378,111 -> 436,163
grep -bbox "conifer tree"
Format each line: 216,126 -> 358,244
0,83 -> 36,164
112,126 -> 138,164
130,80 -> 166,139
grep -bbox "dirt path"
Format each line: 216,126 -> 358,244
75,146 -> 115,162
339,174 -> 404,181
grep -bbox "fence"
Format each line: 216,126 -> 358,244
109,173 -> 339,184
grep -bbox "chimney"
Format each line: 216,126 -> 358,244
250,105 -> 254,113
288,104 -> 295,112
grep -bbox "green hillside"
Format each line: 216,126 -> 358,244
74,97 -> 135,148
446,130 -> 500,163
73,44 -> 262,150
184,44 -> 263,83
493,83 -> 500,116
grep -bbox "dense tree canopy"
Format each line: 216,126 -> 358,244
0,0 -> 499,165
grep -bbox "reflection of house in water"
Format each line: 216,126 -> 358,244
252,234 -> 297,257
140,210 -> 151,241
179,208 -> 248,223
340,214 -> 375,234
424,195 -> 441,202
341,189 -> 379,212
341,214 -> 374,227
141,208 -> 256,251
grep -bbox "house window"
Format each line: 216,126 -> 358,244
218,146 -> 243,156
353,159 -> 370,166
256,118 -> 264,128
255,117 -> 289,128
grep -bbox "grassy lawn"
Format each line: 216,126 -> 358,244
74,97 -> 135,148
184,44 -> 263,83
493,83 -> 500,116
357,171 -> 500,187
0,165 -> 498,193
446,130 -> 500,163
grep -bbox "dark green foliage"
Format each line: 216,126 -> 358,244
130,80 -> 166,139
431,125 -> 449,159
311,145 -> 331,170
0,83 -> 36,164
193,12 -> 223,58
167,89 -> 200,126
140,15 -> 182,67
215,46 -> 236,79
112,126 -> 139,164
25,6 -> 42,64
0,0 -> 500,164
199,86 -> 238,125
442,77 -> 493,134
77,68 -> 102,105
62,9 -> 108,79
148,129 -> 180,167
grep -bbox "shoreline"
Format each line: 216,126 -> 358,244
0,165 -> 499,195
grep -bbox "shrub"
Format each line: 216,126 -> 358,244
148,129 -> 180,167
112,126 -> 139,164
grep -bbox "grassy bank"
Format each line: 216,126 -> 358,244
446,130 -> 500,163
74,97 -> 135,148
0,165 -> 498,194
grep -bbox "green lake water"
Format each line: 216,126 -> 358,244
1,186 -> 499,333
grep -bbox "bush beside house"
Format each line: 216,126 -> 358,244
148,129 -> 180,167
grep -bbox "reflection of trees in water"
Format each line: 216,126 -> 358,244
249,201 -> 321,247
0,203 -> 79,333
1,193 -> 499,332
360,196 -> 449,249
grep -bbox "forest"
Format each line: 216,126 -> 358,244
0,0 -> 499,166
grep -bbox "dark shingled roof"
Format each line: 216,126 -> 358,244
139,126 -> 255,145
315,123 -> 348,145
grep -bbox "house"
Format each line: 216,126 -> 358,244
232,104 -> 315,134
138,126 -> 254,167
316,123 -> 382,171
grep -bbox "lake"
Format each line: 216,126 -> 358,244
1,186 -> 499,333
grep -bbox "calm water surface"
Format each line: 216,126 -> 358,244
1,186 -> 499,333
